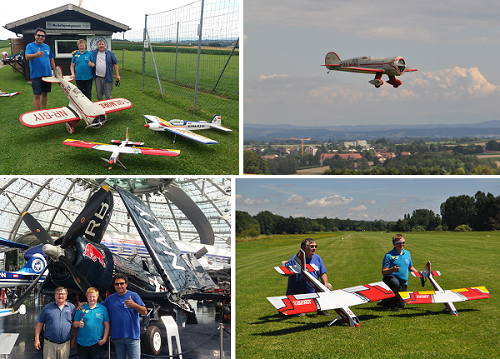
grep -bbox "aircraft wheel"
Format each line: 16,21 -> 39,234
144,325 -> 162,356
375,85 -> 381,88
393,85 -> 399,88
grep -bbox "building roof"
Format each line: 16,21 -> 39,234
5,3 -> 130,35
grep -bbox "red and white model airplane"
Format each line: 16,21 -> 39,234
63,128 -> 180,170
20,66 -> 132,133
323,52 -> 418,88
399,261 -> 489,316
266,249 -> 395,327
143,114 -> 232,144
0,87 -> 21,97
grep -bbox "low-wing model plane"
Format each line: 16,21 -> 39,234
323,52 -> 418,88
399,261 -> 490,316
0,87 -> 21,97
9,185 -> 221,355
20,66 -> 132,133
266,249 -> 395,327
63,128 -> 180,170
143,114 -> 231,144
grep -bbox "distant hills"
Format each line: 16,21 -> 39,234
244,120 -> 500,142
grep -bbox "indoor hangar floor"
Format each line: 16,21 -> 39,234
0,293 -> 231,359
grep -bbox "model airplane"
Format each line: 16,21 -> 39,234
143,114 -> 231,144
266,249 -> 395,327
0,253 -> 47,288
10,185 -> 222,355
0,304 -> 26,318
399,261 -> 489,316
20,66 -> 132,134
0,88 -> 21,97
63,128 -> 180,170
323,52 -> 418,88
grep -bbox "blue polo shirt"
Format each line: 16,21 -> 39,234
383,248 -> 413,285
71,50 -> 94,81
286,254 -> 327,295
74,303 -> 109,346
102,290 -> 145,340
25,42 -> 53,79
38,301 -> 75,343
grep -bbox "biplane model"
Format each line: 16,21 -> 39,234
20,66 -> 132,134
63,128 -> 180,170
399,261 -> 490,316
143,114 -> 231,144
7,185 -> 222,355
266,249 -> 395,327
322,52 -> 418,88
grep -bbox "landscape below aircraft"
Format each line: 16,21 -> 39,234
20,66 -> 132,134
399,261 -> 489,315
143,114 -> 232,144
63,128 -> 180,170
266,249 -> 395,327
4,185 -> 222,355
323,52 -> 418,88
0,253 -> 47,288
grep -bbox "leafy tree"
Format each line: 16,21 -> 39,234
244,151 -> 270,174
440,195 -> 476,230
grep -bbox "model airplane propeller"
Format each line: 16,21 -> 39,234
63,128 -> 180,170
143,114 -> 232,144
20,66 -> 132,133
399,261 -> 490,315
267,249 -> 395,327
323,52 -> 418,88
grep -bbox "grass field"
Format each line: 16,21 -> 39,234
236,232 -> 499,358
0,60 -> 238,175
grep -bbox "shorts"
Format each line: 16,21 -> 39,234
31,77 -> 52,96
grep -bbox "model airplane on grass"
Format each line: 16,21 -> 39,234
323,52 -> 418,88
0,88 -> 21,97
266,249 -> 395,327
9,185 -> 221,355
63,128 -> 180,170
399,261 -> 489,316
143,114 -> 231,144
20,66 -> 132,134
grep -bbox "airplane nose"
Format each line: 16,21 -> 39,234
109,160 -> 114,164
144,124 -> 149,128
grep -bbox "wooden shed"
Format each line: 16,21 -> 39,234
4,3 -> 130,80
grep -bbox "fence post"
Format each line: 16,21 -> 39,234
142,15 -> 147,91
194,0 -> 205,110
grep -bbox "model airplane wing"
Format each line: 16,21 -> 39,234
161,126 -> 219,144
400,286 -> 490,304
42,75 -> 74,83
63,139 -> 180,157
20,107 -> 81,128
275,263 -> 318,276
336,66 -> 384,74
267,281 -> 394,316
95,98 -> 133,114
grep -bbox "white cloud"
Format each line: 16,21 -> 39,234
286,194 -> 306,204
306,195 -> 353,208
236,194 -> 271,205
258,74 -> 289,81
349,205 -> 367,212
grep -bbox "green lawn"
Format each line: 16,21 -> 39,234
236,232 -> 499,358
0,63 -> 239,175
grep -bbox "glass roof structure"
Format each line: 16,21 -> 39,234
0,178 -> 232,249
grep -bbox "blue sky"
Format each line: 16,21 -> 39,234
244,0 -> 500,127
236,177 -> 500,221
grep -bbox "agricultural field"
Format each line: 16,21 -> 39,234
236,232 -> 499,358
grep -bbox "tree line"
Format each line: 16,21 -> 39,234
236,191 -> 500,238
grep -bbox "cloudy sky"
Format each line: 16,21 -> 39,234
236,177 -> 500,221
244,0 -> 500,127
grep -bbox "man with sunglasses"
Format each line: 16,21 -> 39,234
25,27 -> 55,110
381,234 -> 418,312
101,273 -> 147,359
285,238 -> 331,316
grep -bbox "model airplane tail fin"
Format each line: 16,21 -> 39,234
209,115 -> 232,132
325,52 -> 342,70
412,261 -> 441,279
55,66 -> 63,81
16,253 -> 47,274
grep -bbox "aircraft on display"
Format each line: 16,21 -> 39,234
20,66 -> 132,134
266,249 -> 395,327
9,185 -> 223,355
63,128 -> 180,170
399,261 -> 490,316
323,52 -> 418,88
0,253 -> 47,288
0,88 -> 21,97
143,114 -> 232,144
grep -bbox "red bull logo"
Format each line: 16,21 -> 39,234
82,243 -> 106,267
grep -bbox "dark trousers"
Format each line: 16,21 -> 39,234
76,342 -> 102,359
383,275 -> 407,308
76,79 -> 93,100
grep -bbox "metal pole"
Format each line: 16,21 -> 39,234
175,22 -> 179,82
219,323 -> 223,358
212,37 -> 239,92
194,0 -> 205,110
142,15 -> 147,91
121,32 -> 124,69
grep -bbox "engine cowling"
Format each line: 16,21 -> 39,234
383,57 -> 406,75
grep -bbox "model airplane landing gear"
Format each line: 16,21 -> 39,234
369,73 -> 384,88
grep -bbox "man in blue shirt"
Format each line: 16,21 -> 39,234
35,286 -> 76,359
381,234 -> 418,312
286,238 -> 332,316
25,27 -> 55,110
102,273 -> 147,359
91,40 -> 120,100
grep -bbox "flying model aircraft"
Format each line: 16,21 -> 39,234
399,261 -> 489,316
63,128 -> 180,170
143,114 -> 232,144
9,185 -> 221,355
20,66 -> 132,133
0,87 -> 21,97
323,52 -> 418,88
0,253 -> 47,288
266,249 -> 395,327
